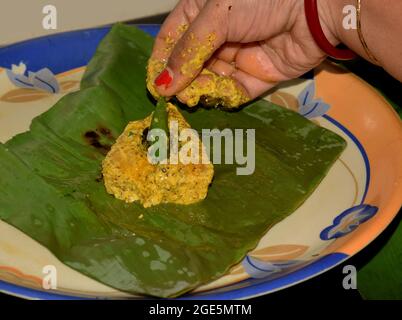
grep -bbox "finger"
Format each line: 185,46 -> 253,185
214,43 -> 241,63
176,73 -> 212,105
235,44 -> 289,83
154,0 -> 229,96
176,70 -> 250,108
147,0 -> 207,98
150,0 -> 206,62
207,43 -> 289,83
207,58 -> 236,77
207,59 -> 277,99
231,69 -> 277,99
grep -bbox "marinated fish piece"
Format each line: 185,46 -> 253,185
176,68 -> 250,108
102,103 -> 214,208
147,32 -> 249,109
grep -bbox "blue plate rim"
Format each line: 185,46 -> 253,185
0,24 -> 369,300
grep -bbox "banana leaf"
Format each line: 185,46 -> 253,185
358,214 -> 402,299
0,24 -> 346,298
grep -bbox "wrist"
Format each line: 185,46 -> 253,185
316,0 -> 342,47
323,0 -> 383,66
304,0 -> 357,60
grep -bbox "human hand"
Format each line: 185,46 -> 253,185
147,0 -> 337,108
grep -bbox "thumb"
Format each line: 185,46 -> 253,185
154,1 -> 228,97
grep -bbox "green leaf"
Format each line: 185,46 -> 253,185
150,98 -> 169,134
358,214 -> 402,299
148,97 -> 169,160
0,24 -> 346,298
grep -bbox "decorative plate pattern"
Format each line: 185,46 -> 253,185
0,25 -> 401,300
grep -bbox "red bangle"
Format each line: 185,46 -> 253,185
304,0 -> 357,60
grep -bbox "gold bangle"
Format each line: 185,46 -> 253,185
357,0 -> 381,65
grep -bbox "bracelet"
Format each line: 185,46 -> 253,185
357,0 -> 380,65
304,0 -> 357,60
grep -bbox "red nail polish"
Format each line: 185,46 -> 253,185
155,69 -> 173,88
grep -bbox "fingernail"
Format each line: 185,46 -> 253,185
155,68 -> 173,88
